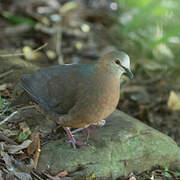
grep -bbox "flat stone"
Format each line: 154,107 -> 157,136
37,110 -> 180,179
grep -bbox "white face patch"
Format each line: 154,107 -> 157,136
109,51 -> 132,78
118,52 -> 130,69
100,50 -> 132,77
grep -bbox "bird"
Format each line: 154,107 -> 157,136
19,50 -> 133,149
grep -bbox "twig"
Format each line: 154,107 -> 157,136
0,43 -> 48,58
19,105 -> 36,111
0,111 -> 18,126
0,53 -> 24,57
33,43 -> 48,53
33,136 -> 41,169
0,70 -> 13,79
31,170 -> 44,180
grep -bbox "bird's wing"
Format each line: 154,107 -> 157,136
20,64 -> 86,114
21,74 -> 51,110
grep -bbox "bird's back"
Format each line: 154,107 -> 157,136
20,64 -> 95,114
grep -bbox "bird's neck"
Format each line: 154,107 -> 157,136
95,63 -> 123,80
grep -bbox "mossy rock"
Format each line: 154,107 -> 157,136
37,110 -> 180,179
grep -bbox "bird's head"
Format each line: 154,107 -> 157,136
98,50 -> 133,79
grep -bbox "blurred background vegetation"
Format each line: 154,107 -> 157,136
114,0 -> 180,76
1,0 -> 180,73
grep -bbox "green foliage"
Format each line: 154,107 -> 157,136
18,129 -> 31,143
164,167 -> 180,179
1,12 -> 36,27
115,0 -> 180,67
0,96 -> 9,116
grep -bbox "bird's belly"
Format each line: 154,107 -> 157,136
93,94 -> 119,122
73,92 -> 120,128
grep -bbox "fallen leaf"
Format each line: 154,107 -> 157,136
46,50 -> 56,59
27,131 -> 40,155
81,24 -> 90,33
19,122 -> 30,133
129,176 -> 136,180
167,91 -> 180,111
27,131 -> 41,169
57,170 -> 68,177
23,46 -> 40,61
75,41 -> 83,50
40,17 -> 50,25
33,140 -> 40,169
6,140 -> 32,154
18,122 -> 31,143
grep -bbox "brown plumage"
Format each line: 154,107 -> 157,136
19,50 -> 133,148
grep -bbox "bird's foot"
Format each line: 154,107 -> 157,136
71,120 -> 106,134
65,139 -> 88,149
93,119 -> 106,127
64,127 -> 88,149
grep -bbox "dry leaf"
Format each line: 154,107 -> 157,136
27,131 -> 41,169
33,139 -> 40,169
6,140 -> 32,154
46,50 -> 56,59
23,46 -> 40,61
19,122 -> 31,133
57,170 -> 68,177
167,91 -> 180,111
43,170 -> 70,180
27,131 -> 40,155
129,176 -> 136,180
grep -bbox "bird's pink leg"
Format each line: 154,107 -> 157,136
64,127 -> 88,149
64,127 -> 77,149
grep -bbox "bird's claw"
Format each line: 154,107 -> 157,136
93,119 -> 106,127
65,139 -> 88,149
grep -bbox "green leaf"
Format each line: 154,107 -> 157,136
174,171 -> 180,176
2,12 -> 36,27
18,129 -> 31,143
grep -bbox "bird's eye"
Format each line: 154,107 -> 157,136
115,59 -> 121,66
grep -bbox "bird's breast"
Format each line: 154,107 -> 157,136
81,73 -> 120,123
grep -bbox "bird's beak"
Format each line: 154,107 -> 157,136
124,68 -> 134,79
